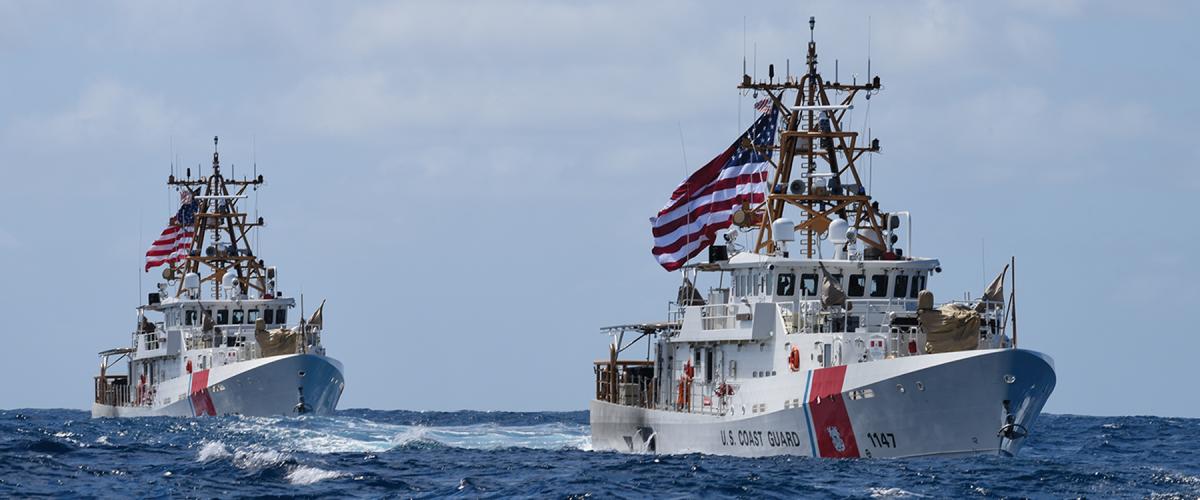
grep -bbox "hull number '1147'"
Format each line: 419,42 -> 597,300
867,432 -> 897,448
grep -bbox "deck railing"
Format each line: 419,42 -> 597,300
94,375 -> 130,407
594,360 -> 655,408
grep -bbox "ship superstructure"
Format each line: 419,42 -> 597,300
590,20 -> 1055,458
92,137 -> 344,417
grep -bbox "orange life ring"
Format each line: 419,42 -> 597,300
788,346 -> 801,372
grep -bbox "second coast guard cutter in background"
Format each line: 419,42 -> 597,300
590,19 -> 1055,458
92,137 -> 344,417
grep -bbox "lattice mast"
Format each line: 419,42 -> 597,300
740,18 -> 893,259
167,136 -> 270,299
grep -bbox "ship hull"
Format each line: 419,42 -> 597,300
92,354 -> 344,418
590,348 -> 1054,458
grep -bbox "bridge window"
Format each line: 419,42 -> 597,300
276,308 -> 288,325
185,310 -> 196,326
232,309 -> 244,325
264,308 -> 275,324
216,309 -> 229,325
909,275 -> 927,299
800,273 -> 818,297
870,274 -> 888,297
893,275 -> 909,298
848,274 -> 866,297
247,309 -> 259,323
776,273 -> 796,296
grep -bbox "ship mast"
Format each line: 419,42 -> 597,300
739,17 -> 892,259
166,136 -> 270,299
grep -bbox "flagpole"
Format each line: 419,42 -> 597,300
1010,255 -> 1017,349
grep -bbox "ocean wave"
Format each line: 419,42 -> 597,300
219,416 -> 590,453
196,440 -> 231,462
286,465 -> 344,485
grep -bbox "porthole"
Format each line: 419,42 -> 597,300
1004,374 -> 1015,384
298,370 -> 307,378
896,383 -> 905,393
915,381 -> 925,391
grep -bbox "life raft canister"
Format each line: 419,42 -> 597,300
788,345 -> 801,372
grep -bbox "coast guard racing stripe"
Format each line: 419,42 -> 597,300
807,365 -> 859,458
189,369 -> 217,416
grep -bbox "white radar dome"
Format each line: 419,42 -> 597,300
828,219 -> 850,244
771,218 -> 795,242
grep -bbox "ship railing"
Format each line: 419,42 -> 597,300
594,360 -> 656,409
666,379 -> 733,416
698,304 -> 738,330
94,375 -> 131,407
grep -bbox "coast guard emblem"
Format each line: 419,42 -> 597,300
827,426 -> 846,452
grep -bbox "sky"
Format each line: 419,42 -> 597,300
1,0 -> 1198,417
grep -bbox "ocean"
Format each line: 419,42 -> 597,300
1,409 -> 1196,498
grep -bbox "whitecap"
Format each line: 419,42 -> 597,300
286,465 -> 343,485
869,486 -> 927,498
196,441 -> 231,462
232,445 -> 290,470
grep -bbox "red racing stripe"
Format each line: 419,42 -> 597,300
808,365 -> 860,458
189,369 -> 217,416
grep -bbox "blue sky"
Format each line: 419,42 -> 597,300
1,1 -> 1197,416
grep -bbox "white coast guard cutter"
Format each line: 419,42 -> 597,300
92,137 -> 344,417
590,20 -> 1055,458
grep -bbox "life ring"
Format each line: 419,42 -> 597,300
788,345 -> 801,372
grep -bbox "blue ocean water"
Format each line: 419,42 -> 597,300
1,409 -> 1196,498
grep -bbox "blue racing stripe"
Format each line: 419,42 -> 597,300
802,369 -> 817,457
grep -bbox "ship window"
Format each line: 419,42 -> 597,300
277,308 -> 288,324
848,274 -> 866,297
705,349 -> 714,382
247,309 -> 259,323
870,274 -> 888,297
216,309 -> 229,324
776,273 -> 796,296
185,310 -> 196,326
800,273 -> 818,297
231,309 -> 244,325
826,274 -> 843,293
910,275 -> 927,299
894,275 -> 909,298
264,308 -> 275,324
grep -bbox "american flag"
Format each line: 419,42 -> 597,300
650,109 -> 778,271
145,191 -> 198,271
754,97 -> 771,113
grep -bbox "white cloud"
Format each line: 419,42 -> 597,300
4,79 -> 182,148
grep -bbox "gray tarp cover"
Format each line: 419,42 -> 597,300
920,303 -> 981,354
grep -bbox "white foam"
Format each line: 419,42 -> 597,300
196,441 -> 231,462
218,416 -> 590,454
286,465 -> 344,485
869,487 -> 927,498
232,446 -> 290,469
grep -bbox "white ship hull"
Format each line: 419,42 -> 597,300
92,354 -> 344,418
591,348 -> 1054,458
